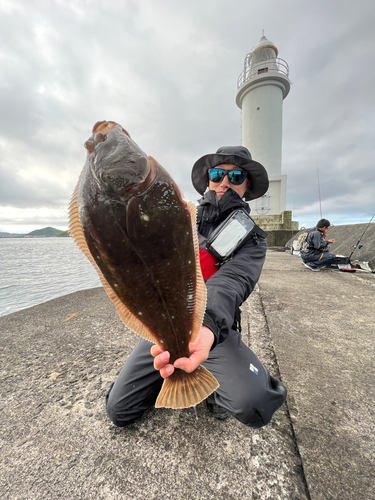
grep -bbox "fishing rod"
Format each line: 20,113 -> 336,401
348,211 -> 375,261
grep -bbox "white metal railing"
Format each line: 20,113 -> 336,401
237,57 -> 289,89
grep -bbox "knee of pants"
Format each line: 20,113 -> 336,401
234,377 -> 287,429
106,405 -> 139,428
235,406 -> 266,428
105,383 -> 144,428
325,253 -> 337,263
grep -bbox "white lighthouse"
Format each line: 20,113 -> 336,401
236,35 -> 292,221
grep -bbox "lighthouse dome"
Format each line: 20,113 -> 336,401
237,34 -> 290,94
249,35 -> 278,66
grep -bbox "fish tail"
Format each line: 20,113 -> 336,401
155,366 -> 219,409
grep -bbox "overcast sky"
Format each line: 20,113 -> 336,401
0,0 -> 374,233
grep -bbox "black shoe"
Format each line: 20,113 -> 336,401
205,396 -> 230,420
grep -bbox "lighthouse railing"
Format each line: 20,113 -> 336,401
237,57 -> 289,89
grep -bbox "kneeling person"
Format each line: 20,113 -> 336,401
301,219 -> 337,271
106,146 -> 287,428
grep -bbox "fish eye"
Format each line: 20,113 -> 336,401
84,139 -> 95,153
95,132 -> 107,143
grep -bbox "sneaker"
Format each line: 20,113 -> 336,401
303,262 -> 320,272
206,396 -> 230,420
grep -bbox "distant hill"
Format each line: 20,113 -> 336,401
25,227 -> 65,237
0,231 -> 23,238
0,227 -> 70,238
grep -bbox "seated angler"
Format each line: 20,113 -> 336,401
301,219 -> 337,271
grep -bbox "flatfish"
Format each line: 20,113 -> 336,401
69,121 -> 219,408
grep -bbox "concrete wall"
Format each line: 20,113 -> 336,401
266,229 -> 300,248
252,210 -> 299,231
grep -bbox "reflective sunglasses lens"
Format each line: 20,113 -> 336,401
209,169 -> 225,183
228,170 -> 247,185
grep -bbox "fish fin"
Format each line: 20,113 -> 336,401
105,293 -> 157,344
68,174 -> 98,268
68,176 -> 157,345
155,366 -> 219,409
187,201 -> 207,344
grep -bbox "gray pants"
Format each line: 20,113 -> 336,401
302,251 -> 337,269
106,330 -> 287,428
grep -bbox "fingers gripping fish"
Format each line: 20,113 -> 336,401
69,121 -> 219,409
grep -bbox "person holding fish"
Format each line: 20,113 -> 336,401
96,136 -> 287,428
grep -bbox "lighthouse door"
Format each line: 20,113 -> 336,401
255,194 -> 270,214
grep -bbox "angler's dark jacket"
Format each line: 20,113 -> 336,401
197,189 -> 267,348
302,229 -> 329,257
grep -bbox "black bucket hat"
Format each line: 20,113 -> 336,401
191,146 -> 269,201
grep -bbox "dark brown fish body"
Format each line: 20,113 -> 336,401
69,121 -> 218,408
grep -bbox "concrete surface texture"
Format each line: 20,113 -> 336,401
262,252 -> 375,500
1,251 -> 374,499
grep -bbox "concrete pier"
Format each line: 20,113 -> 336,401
1,252 -> 374,499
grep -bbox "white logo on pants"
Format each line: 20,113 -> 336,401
249,363 -> 259,375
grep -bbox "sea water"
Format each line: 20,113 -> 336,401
0,238 -> 101,317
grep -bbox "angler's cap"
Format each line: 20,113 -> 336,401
191,145 -> 269,201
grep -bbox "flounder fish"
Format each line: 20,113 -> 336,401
69,121 -> 219,409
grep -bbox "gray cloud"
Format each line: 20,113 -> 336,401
0,0 -> 374,231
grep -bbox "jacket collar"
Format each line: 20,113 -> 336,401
198,189 -> 250,214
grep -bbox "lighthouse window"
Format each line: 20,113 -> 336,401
253,47 -> 277,64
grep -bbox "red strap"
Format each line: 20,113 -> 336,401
199,248 -> 219,280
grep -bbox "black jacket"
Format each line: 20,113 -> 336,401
198,189 -> 267,348
303,229 -> 329,257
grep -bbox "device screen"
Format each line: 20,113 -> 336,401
210,219 -> 248,258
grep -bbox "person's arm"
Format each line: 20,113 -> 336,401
203,234 -> 267,347
322,228 -> 335,244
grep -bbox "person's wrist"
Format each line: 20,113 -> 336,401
201,326 -> 214,347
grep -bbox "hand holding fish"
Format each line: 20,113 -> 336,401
151,326 -> 215,378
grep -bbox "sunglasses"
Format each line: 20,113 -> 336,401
208,168 -> 248,185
